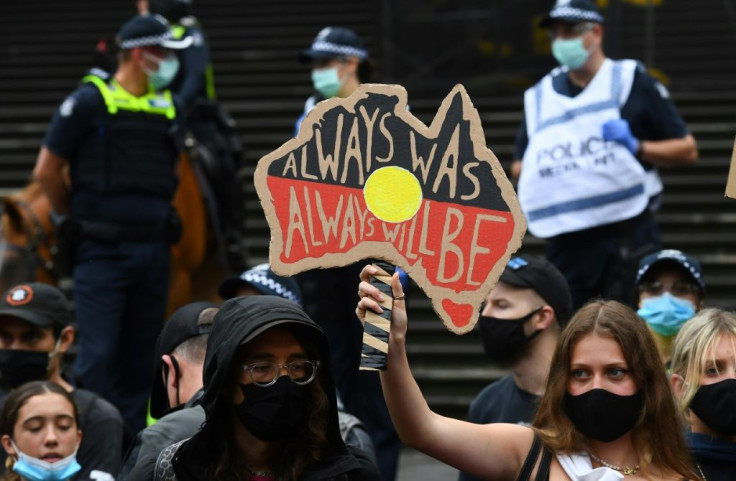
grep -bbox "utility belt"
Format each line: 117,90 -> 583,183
56,212 -> 182,246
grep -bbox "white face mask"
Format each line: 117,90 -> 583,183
142,51 -> 180,90
10,439 -> 81,481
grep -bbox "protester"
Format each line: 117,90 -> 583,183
119,301 -> 218,481
0,381 -> 82,481
154,295 -> 380,480
459,255 -> 572,481
358,265 -> 699,480
635,249 -> 705,363
670,308 -> 736,481
513,0 -> 698,309
32,14 -> 192,433
218,264 -> 378,466
0,283 -> 123,480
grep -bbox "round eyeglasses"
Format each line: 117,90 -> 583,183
240,359 -> 320,387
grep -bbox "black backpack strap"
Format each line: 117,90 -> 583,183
516,433 -> 542,481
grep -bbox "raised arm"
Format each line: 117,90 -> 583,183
356,265 -> 534,480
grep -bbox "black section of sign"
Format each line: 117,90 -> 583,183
269,91 -> 510,212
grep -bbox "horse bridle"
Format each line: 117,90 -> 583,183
1,198 -> 56,279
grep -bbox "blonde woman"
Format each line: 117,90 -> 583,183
671,308 -> 736,481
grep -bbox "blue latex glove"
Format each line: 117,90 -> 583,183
602,119 -> 640,155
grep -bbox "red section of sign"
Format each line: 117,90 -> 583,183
268,176 -> 515,293
441,299 -> 475,328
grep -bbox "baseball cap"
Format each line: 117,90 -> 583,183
150,301 -> 218,418
299,27 -> 368,63
0,283 -> 72,328
117,14 -> 193,50
217,264 -> 302,305
499,256 -> 574,326
635,249 -> 705,292
540,0 -> 605,28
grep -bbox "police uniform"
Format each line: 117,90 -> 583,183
514,0 -> 691,309
41,15 -> 189,433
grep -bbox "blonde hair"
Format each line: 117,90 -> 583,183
670,308 -> 736,415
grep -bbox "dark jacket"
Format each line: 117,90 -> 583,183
119,390 -> 205,481
167,296 -> 380,481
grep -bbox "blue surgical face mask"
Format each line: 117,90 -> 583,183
551,37 -> 591,70
143,52 -> 180,90
10,439 -> 81,481
637,292 -> 696,337
311,67 -> 342,99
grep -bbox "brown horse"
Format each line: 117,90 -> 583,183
0,153 -> 223,315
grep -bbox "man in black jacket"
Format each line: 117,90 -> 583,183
119,301 -> 217,481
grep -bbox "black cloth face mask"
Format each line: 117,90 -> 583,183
689,378 -> 736,436
478,308 -> 542,362
0,349 -> 51,389
234,376 -> 308,441
563,389 -> 643,442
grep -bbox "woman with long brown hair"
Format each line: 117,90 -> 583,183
357,265 -> 700,480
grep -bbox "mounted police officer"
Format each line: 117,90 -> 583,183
32,14 -> 192,434
512,0 -> 698,309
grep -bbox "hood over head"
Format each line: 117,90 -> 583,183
173,295 -> 356,479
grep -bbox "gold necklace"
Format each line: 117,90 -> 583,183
589,452 -> 640,476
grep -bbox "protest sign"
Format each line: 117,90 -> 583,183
255,84 -> 525,334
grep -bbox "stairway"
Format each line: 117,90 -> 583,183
1,0 -> 735,423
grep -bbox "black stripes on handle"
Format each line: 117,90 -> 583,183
360,262 -> 395,371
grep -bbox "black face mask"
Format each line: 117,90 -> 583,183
563,389 -> 642,442
477,308 -> 542,362
689,378 -> 736,436
0,349 -> 51,389
234,376 -> 308,442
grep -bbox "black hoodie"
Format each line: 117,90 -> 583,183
169,295 -> 380,481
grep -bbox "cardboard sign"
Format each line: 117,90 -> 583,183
727,135 -> 736,199
255,84 -> 526,333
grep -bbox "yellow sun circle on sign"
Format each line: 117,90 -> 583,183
363,166 -> 423,223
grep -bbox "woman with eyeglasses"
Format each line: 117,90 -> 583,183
670,308 -> 736,481
358,265 -> 700,480
154,295 -> 380,481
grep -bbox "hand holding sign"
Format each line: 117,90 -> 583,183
255,84 -> 526,333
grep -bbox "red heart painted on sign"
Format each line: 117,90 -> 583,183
441,299 -> 474,328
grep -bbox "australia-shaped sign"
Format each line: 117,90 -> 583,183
255,84 -> 526,334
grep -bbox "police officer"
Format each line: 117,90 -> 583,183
513,0 -> 698,309
150,0 -> 248,273
148,0 -> 213,111
32,14 -> 192,434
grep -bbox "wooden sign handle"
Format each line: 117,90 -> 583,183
359,262 -> 395,371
